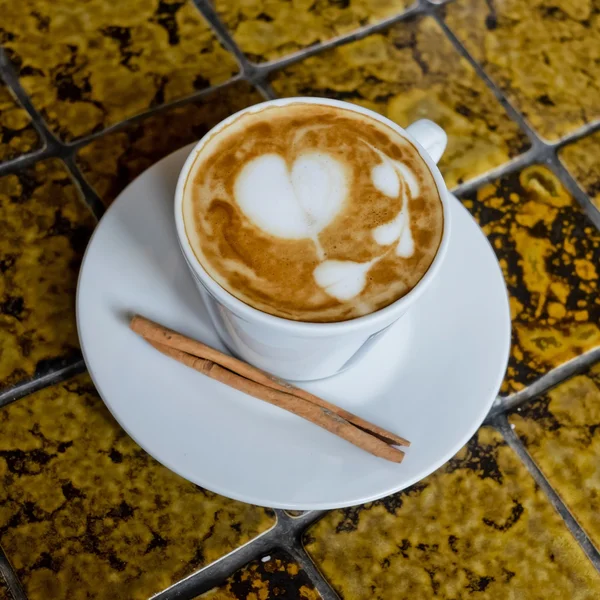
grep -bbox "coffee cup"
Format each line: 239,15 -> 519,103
174,97 -> 450,381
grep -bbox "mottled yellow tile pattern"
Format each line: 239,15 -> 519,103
77,81 -> 262,205
0,374 -> 275,600
271,16 -> 529,188
0,159 -> 95,390
444,0 -> 600,141
0,81 -> 40,162
0,0 -> 239,141
214,0 -> 411,64
560,131 -> 600,212
197,552 -> 320,600
0,573 -> 9,600
510,363 -> 600,549
460,165 -> 600,396
305,427 -> 600,599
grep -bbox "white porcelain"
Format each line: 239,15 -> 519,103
77,145 -> 511,510
174,98 -> 451,381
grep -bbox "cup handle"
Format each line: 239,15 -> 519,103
405,119 -> 447,165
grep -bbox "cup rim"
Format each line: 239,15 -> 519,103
174,97 -> 451,335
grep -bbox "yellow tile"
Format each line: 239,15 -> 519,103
444,0 -> 600,142
0,374 -> 275,600
460,165 -> 600,396
196,551 -> 321,600
214,0 -> 411,63
0,0 -> 239,141
560,131 -> 600,212
0,573 -> 8,600
270,16 -> 529,188
510,363 -> 600,549
0,159 -> 96,389
76,81 -> 262,206
304,427 -> 600,599
0,80 -> 40,162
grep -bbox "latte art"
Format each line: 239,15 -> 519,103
234,151 -> 347,260
182,103 -> 443,322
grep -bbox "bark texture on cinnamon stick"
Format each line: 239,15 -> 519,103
130,315 -> 409,447
147,340 -> 404,463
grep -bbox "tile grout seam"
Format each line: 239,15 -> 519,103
190,0 -> 257,78
0,548 -> 27,600
427,6 -> 541,148
275,510 -> 341,600
0,359 -> 87,409
150,510 -> 333,600
487,347 -> 600,420
0,48 -> 61,154
0,47 -> 106,220
281,544 -> 340,600
494,415 -> 600,571
249,0 -> 427,76
428,4 -> 600,225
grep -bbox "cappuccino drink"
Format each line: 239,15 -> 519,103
182,102 -> 443,322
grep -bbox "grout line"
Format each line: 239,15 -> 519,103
252,1 -> 426,76
251,77 -> 278,101
63,75 -> 245,152
486,348 -> 600,421
280,540 -> 340,600
0,546 -> 27,600
0,70 -> 246,165
0,359 -> 86,409
0,147 -> 54,177
270,510 -> 340,600
190,0 -> 257,78
0,48 -> 64,154
553,119 -> 600,152
284,547 -> 340,600
450,148 -> 537,197
62,154 -> 106,221
430,0 -> 600,227
547,153 -> 600,230
1,39 -> 246,158
428,7 -> 541,150
495,415 -> 600,571
152,532 -> 275,600
150,511 -> 330,600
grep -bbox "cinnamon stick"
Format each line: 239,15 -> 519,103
148,340 -> 404,463
130,315 -> 409,447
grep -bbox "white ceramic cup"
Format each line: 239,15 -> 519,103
174,97 -> 450,381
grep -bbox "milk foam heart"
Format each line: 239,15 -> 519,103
235,151 -> 347,259
183,102 -> 443,322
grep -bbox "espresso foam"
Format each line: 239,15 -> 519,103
182,103 -> 443,322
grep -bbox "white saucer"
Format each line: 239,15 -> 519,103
77,145 -> 510,510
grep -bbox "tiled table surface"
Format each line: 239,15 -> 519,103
0,0 -> 599,598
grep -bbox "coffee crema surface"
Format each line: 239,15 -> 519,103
182,103 -> 443,322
